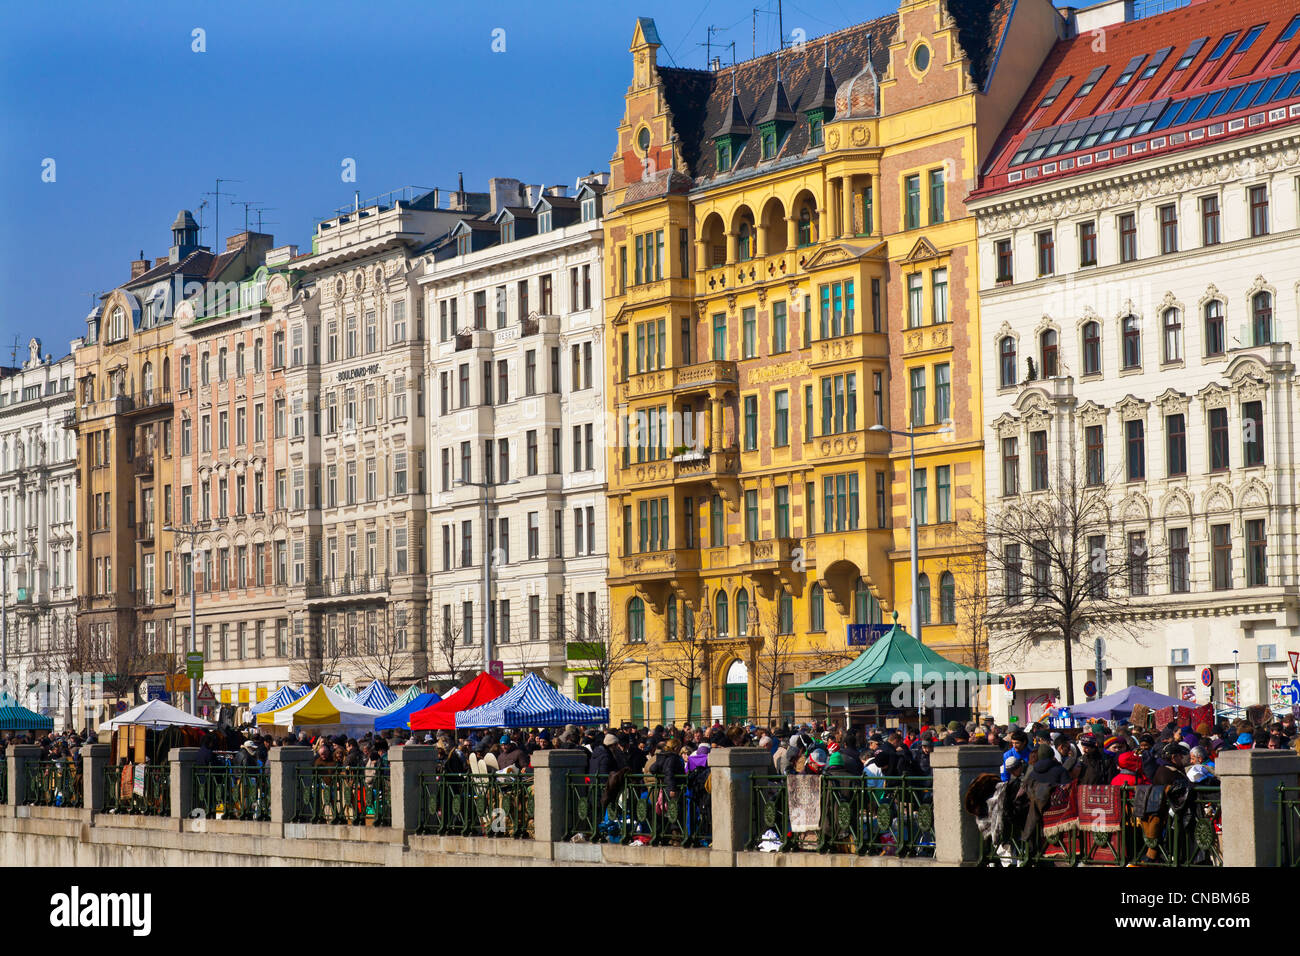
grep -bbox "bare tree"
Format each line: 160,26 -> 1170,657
562,599 -> 636,712
656,606 -> 711,727
429,614 -> 477,691
340,608 -> 412,688
968,456 -> 1159,705
752,601 -> 799,729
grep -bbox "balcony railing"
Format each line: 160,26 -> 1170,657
304,574 -> 390,599
134,456 -> 154,477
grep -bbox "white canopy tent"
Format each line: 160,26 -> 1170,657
106,699 -> 216,731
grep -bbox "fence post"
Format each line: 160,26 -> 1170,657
81,743 -> 111,819
6,744 -> 41,806
931,745 -> 1004,865
1216,748 -> 1300,868
389,743 -> 440,834
169,748 -> 199,821
269,746 -> 315,825
709,746 -> 773,856
531,749 -> 589,844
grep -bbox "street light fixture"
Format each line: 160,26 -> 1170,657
163,520 -> 221,714
869,420 -> 954,721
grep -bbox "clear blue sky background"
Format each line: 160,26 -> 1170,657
0,0 -> 1072,356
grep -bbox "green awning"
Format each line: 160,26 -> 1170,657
792,616 -> 1001,694
0,693 -> 55,731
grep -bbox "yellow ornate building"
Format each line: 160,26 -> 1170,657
602,1 -> 1060,726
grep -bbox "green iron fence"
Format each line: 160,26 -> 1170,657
1279,786 -> 1300,868
416,772 -> 534,838
192,766 -> 271,821
562,771 -> 711,847
292,766 -> 390,826
981,784 -> 1222,867
24,760 -> 83,808
101,765 -> 171,816
747,774 -> 798,851
747,775 -> 935,856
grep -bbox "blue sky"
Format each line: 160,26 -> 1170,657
0,0 -> 1073,355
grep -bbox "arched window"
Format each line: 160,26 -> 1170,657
853,579 -> 870,625
778,591 -> 793,634
628,597 -> 645,644
161,357 -> 170,394
999,336 -> 1017,388
797,206 -> 813,247
141,362 -> 154,396
940,571 -> 956,623
1040,330 -> 1058,378
1162,308 -> 1182,363
810,583 -> 824,631
1082,321 -> 1100,375
738,221 -> 753,262
1121,315 -> 1141,369
714,590 -> 730,637
917,573 -> 931,626
736,588 -> 749,636
1252,291 -> 1273,345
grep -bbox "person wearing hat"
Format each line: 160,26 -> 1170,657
1077,733 -> 1115,785
234,738 -> 261,768
1110,750 -> 1149,787
587,732 -> 624,775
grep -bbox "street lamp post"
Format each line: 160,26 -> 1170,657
454,478 -> 517,675
869,421 -> 953,723
164,521 -> 218,714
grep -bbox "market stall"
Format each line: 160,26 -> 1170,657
409,672 -> 508,731
354,680 -> 398,711
375,692 -> 443,731
255,685 -> 377,736
454,672 -> 609,728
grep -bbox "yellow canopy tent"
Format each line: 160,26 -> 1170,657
256,685 -> 377,736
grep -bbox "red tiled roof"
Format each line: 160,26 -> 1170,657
976,0 -> 1300,197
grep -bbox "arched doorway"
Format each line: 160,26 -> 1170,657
724,659 -> 748,725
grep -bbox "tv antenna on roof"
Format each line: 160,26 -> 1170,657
251,207 -> 278,233
202,179 -> 242,247
231,199 -> 263,232
697,25 -> 720,69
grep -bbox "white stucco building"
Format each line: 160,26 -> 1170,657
419,174 -> 609,698
970,0 -> 1300,721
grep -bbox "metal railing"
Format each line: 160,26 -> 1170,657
748,774 -> 797,851
23,760 -> 83,808
1279,786 -> 1300,868
416,772 -> 534,838
562,771 -> 711,847
192,766 -> 271,821
982,784 -> 1222,867
102,764 -> 171,816
292,766 -> 390,826
746,775 -> 934,856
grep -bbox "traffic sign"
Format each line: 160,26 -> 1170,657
1290,651 -> 1299,675
489,660 -> 504,680
166,674 -> 190,693
185,652 -> 204,680
1004,674 -> 1016,692
1083,680 -> 1097,698
196,682 -> 216,707
1200,667 -> 1213,687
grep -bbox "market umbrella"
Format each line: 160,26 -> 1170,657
354,680 -> 398,711
106,699 -> 215,730
1070,686 -> 1192,720
454,672 -> 608,728
375,692 -> 443,731
410,672 -> 508,731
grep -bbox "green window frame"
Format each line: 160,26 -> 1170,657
772,301 -> 787,353
774,390 -> 789,446
712,314 -> 727,360
775,485 -> 790,537
743,395 -> 758,450
905,174 -> 921,230
742,307 -> 757,358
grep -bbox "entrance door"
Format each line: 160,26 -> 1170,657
724,684 -> 748,725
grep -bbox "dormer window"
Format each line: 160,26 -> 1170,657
581,197 -> 597,222
502,220 -> 515,243
809,115 -> 823,147
538,210 -> 552,233
110,307 -> 126,342
716,141 -> 732,171
456,234 -> 471,256
761,129 -> 777,160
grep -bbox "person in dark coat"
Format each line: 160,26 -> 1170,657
234,740 -> 261,768
647,738 -> 686,792
837,731 -> 864,775
1076,733 -> 1114,785
1150,742 -> 1189,787
913,736 -> 935,775
588,733 -> 624,775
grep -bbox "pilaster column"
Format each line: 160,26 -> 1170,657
168,747 -> 199,820
531,748 -> 589,844
389,742 -> 441,833
81,743 -> 110,817
931,744 -> 1004,865
709,745 -> 772,856
269,745 -> 314,825
1217,748 -> 1300,867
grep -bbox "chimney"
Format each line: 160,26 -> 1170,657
130,249 -> 150,279
544,184 -> 568,198
1069,0 -> 1134,35
154,256 -> 169,268
525,184 -> 543,206
488,177 -> 523,214
711,57 -> 721,71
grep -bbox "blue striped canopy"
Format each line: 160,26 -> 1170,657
250,684 -> 307,715
354,681 -> 398,711
455,673 -> 609,728
375,692 -> 443,731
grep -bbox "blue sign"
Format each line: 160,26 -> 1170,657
1083,680 -> 1097,698
848,624 -> 889,647
146,683 -> 168,702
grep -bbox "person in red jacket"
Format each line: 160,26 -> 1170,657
1110,750 -> 1149,787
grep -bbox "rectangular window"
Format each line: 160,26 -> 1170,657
907,273 -> 923,328
931,268 -> 948,324
928,168 -> 945,224
1243,400 -> 1264,466
934,363 -> 950,424
1212,523 -> 1232,590
904,174 -> 921,230
1246,519 -> 1266,587
1078,220 -> 1097,267
1200,194 -> 1220,246
1031,430 -> 1048,491
1169,527 -> 1189,593
772,300 -> 787,353
1249,185 -> 1269,237
1125,419 -> 1145,481
995,239 -> 1013,283
774,390 -> 789,446
876,472 -> 888,528
775,485 -> 790,538
745,489 -> 759,541
1158,203 -> 1178,255
1128,531 -> 1148,596
1209,406 -> 1230,471
909,368 -> 926,427
912,469 -> 927,526
936,465 -> 951,523
1166,414 -> 1187,476
1036,230 -> 1055,276
743,395 -> 758,451
742,307 -> 757,359
1002,437 -> 1019,496
1115,212 -> 1137,263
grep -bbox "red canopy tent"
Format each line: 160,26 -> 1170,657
409,672 -> 509,731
